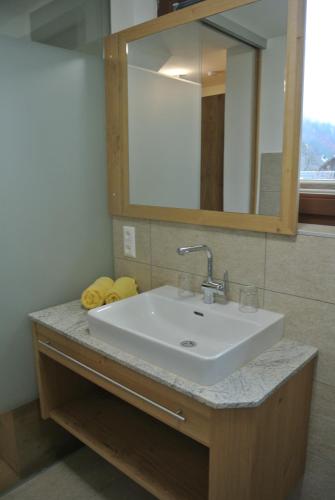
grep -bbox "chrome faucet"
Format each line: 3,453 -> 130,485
176,245 -> 229,304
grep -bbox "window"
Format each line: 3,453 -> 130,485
157,0 -> 204,16
299,0 -> 335,224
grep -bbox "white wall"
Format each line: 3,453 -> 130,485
256,35 -> 286,212
0,0 -> 158,414
224,46 -> 257,213
0,35 -> 113,412
258,36 -> 286,155
110,0 -> 156,33
128,66 -> 202,209
224,37 -> 286,214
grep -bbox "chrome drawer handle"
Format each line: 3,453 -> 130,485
38,340 -> 186,422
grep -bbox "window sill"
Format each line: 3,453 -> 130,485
298,223 -> 335,238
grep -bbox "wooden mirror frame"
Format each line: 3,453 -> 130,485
104,0 -> 306,235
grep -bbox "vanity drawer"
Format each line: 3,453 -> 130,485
33,323 -> 211,446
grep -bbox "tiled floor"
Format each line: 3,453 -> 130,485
3,445 -> 333,500
1,447 -> 155,500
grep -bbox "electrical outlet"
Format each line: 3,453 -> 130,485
123,226 -> 136,258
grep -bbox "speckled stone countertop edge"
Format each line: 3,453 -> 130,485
29,300 -> 318,410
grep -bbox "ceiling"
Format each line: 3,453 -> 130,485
222,0 -> 288,39
0,0 -> 51,33
0,0 -> 109,54
128,0 -> 288,83
128,22 -> 248,83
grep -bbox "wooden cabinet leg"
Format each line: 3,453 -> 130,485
208,408 -> 257,500
33,329 -> 93,419
208,361 -> 315,500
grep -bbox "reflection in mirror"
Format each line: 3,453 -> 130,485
127,0 -> 288,216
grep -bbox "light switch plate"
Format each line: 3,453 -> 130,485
123,226 -> 136,258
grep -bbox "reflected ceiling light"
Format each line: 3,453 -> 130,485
159,67 -> 190,78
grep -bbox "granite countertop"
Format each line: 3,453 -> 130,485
29,300 -> 318,409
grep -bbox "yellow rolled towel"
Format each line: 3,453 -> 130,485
81,276 -> 114,310
105,277 -> 138,304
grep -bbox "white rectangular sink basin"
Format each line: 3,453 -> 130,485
87,286 -> 284,386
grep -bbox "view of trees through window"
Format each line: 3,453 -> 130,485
301,121 -> 335,180
300,0 -> 335,182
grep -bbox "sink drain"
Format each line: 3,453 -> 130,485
180,340 -> 197,348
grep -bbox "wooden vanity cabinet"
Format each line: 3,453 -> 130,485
32,322 -> 315,500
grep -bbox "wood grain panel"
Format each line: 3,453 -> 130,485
51,390 -> 209,500
280,0 -> 307,233
299,193 -> 335,226
208,360 -> 315,499
104,35 -> 123,214
34,324 -> 211,446
201,94 -> 225,211
0,412 -> 18,474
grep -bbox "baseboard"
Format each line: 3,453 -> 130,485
0,459 -> 19,493
0,399 -> 80,493
0,411 -> 18,472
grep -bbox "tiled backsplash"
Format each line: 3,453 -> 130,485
259,153 -> 282,216
113,216 -> 335,500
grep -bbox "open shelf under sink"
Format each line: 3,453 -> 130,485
50,388 -> 209,500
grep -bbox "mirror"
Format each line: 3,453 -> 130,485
105,0 -> 306,234
127,0 -> 287,215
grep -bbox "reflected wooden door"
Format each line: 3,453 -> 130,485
200,94 -> 225,211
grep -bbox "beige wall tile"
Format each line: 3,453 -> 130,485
151,222 -> 266,288
260,153 -> 283,192
266,234 -> 335,304
233,285 -> 264,308
288,452 -> 335,500
151,266 -> 204,292
283,385 -> 335,500
306,452 -> 335,498
151,266 -> 179,289
113,217 -> 151,264
309,414 -> 335,468
258,190 -> 280,216
114,259 -> 151,292
151,223 -> 206,275
308,382 -> 335,467
264,291 -> 335,387
311,381 -> 335,420
151,266 -> 264,305
208,229 -> 266,288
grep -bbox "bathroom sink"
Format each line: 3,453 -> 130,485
87,286 -> 284,385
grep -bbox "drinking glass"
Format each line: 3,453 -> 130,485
178,273 -> 195,298
239,285 -> 258,312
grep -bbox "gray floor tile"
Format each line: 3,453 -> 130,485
1,448 -> 154,500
